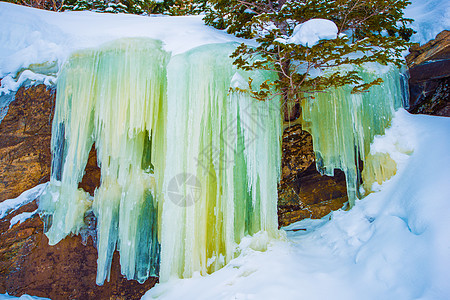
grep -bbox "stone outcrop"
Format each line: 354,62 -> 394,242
407,30 -> 450,117
0,85 -> 54,202
0,200 -> 157,300
278,124 -> 347,227
406,30 -> 450,67
79,145 -> 101,196
280,124 -> 315,181
0,84 -> 155,299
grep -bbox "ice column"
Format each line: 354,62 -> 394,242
301,63 -> 404,206
39,38 -> 169,284
160,43 -> 281,281
39,39 -> 281,285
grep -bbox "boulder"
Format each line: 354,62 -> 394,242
278,124 -> 347,227
0,85 -> 54,202
406,30 -> 450,67
0,84 -> 155,299
407,30 -> 450,117
0,200 -> 157,300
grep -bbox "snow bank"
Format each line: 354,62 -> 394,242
143,110 -> 450,300
405,0 -> 450,44
0,2 -> 249,95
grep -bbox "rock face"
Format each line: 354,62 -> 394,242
407,30 -> 450,117
79,144 -> 101,196
278,124 -> 347,227
0,85 -> 54,202
0,200 -> 157,300
406,30 -> 450,67
0,84 -> 155,299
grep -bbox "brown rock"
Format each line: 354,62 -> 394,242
406,30 -> 450,67
409,76 -> 449,116
0,85 -> 154,299
406,30 -> 450,117
279,124 -> 315,184
0,200 -> 157,300
0,84 -> 54,202
279,197 -> 348,227
79,144 -> 101,196
278,125 -> 347,227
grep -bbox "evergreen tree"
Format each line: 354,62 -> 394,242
61,0 -> 161,14
204,0 -> 414,118
61,0 -> 207,15
166,0 -> 208,15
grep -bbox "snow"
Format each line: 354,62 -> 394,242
143,109 -> 450,300
405,0 -> 450,44
0,183 -> 48,220
0,0 -> 447,95
0,295 -> 49,300
287,19 -> 338,47
0,2 -> 449,300
0,2 -> 249,95
0,71 -> 56,96
9,210 -> 38,229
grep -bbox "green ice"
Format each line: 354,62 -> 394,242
39,39 -> 282,285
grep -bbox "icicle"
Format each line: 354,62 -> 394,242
301,63 -> 403,207
160,43 -> 281,281
39,48 -> 99,245
39,38 -> 169,285
39,39 -> 281,285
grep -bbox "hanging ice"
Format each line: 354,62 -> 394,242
300,64 -> 405,206
160,43 -> 281,281
37,34 -> 402,287
39,38 -> 169,284
39,39 -> 281,285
